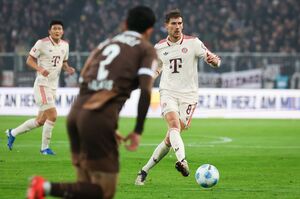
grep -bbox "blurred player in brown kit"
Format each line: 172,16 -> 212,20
27,5 -> 157,199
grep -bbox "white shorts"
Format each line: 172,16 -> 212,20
160,90 -> 197,128
33,84 -> 56,111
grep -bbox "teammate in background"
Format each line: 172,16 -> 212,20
135,9 -> 221,185
27,6 -> 157,199
5,20 -> 75,155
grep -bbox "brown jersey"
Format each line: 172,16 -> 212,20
79,31 -> 157,110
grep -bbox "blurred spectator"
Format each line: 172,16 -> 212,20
275,66 -> 289,89
0,0 -> 300,53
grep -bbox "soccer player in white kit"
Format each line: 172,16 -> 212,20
135,9 -> 221,185
5,20 -> 75,155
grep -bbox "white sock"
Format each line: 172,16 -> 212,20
142,141 -> 170,173
11,118 -> 39,137
41,120 -> 54,150
169,128 -> 185,162
43,181 -> 51,195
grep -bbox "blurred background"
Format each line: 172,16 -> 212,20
0,0 -> 300,89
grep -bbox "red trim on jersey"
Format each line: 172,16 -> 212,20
41,37 -> 50,42
158,39 -> 167,44
166,34 -> 184,45
179,35 -> 184,44
48,36 -> 56,46
60,39 -> 68,44
39,86 -> 47,104
186,103 -> 197,127
183,35 -> 196,40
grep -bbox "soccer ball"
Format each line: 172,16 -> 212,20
195,164 -> 219,188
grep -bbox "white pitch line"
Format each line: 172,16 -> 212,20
140,144 -> 300,149
141,136 -> 233,147
8,136 -> 300,149
15,143 -> 300,149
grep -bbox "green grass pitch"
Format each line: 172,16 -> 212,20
0,116 -> 300,199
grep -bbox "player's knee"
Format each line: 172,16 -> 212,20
168,120 -> 180,129
164,138 -> 171,146
48,116 -> 57,122
36,119 -> 45,126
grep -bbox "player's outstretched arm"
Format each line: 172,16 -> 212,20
205,51 -> 221,68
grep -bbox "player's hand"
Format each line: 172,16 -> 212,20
38,66 -> 49,77
124,132 -> 141,151
206,52 -> 220,68
65,66 -> 76,75
115,130 -> 125,146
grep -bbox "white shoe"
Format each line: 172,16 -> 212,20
135,170 -> 148,185
175,159 -> 189,177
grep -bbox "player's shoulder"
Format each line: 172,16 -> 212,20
32,37 -> 49,48
35,37 -> 49,45
36,37 -> 53,47
39,37 -> 50,42
60,39 -> 69,48
154,38 -> 168,49
183,34 -> 199,42
60,39 -> 68,43
183,35 -> 204,49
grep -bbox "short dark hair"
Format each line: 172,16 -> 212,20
127,6 -> 156,33
49,20 -> 64,29
165,9 -> 182,23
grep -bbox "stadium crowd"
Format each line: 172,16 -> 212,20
0,0 -> 299,53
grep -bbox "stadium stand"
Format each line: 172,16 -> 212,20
0,0 -> 299,88
1,0 -> 299,53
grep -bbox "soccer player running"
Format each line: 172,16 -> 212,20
135,9 -> 221,185
5,20 -> 75,155
26,6 -> 157,199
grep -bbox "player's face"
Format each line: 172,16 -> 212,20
165,17 -> 183,42
49,24 -> 64,42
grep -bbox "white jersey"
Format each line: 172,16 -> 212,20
29,36 -> 69,89
155,34 -> 207,97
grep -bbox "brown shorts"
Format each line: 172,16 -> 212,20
67,95 -> 121,173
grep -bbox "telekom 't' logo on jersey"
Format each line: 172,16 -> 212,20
169,58 -> 182,73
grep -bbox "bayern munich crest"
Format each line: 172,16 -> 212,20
181,47 -> 188,53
